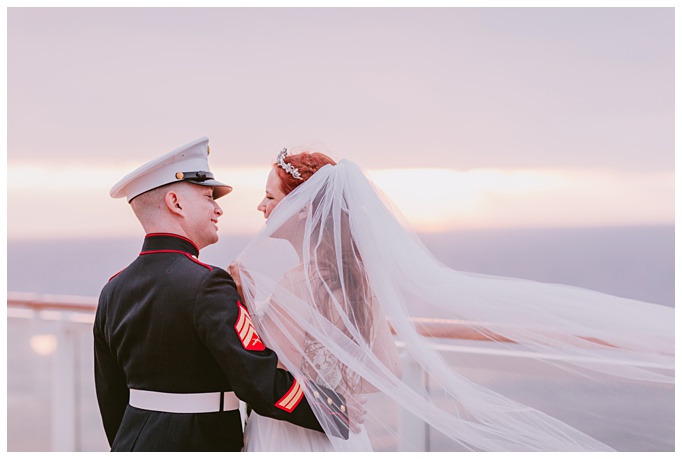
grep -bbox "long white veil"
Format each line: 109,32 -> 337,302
234,160 -> 674,451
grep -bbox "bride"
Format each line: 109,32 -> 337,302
230,148 -> 674,452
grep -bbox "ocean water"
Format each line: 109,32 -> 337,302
6,225 -> 675,451
7,225 -> 675,306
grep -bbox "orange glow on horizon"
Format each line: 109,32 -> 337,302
6,164 -> 674,240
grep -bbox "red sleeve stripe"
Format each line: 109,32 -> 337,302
275,379 -> 304,413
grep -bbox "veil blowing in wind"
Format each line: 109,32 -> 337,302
233,157 -> 673,451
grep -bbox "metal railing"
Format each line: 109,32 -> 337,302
6,291 -> 674,452
8,292 -> 99,451
9,291 -> 502,451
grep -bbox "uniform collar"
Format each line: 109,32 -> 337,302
141,233 -> 200,257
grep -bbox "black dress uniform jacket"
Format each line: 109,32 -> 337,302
94,233 -> 348,451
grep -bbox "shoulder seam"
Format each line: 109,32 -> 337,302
184,253 -> 213,271
108,268 -> 125,281
139,249 -> 213,271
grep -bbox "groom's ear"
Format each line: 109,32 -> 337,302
165,190 -> 184,216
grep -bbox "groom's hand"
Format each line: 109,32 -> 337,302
347,394 -> 367,434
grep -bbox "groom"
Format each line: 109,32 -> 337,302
94,137 -> 352,451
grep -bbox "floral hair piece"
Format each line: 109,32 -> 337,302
276,147 -> 304,181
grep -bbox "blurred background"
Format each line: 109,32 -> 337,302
5,5 -> 675,452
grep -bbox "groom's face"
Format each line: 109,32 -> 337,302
177,183 -> 223,249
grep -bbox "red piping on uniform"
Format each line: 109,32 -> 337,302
309,401 -> 350,423
140,249 -> 189,256
145,233 -> 200,252
184,254 -> 213,270
108,269 -> 125,281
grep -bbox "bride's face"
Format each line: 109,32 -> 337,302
257,168 -> 287,219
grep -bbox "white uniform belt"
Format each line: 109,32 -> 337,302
129,389 -> 240,413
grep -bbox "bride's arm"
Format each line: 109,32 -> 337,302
372,312 -> 403,379
358,307 -> 402,393
259,267 -> 309,372
262,299 -> 305,371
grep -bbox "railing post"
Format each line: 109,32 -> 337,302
398,351 -> 428,451
51,317 -> 78,451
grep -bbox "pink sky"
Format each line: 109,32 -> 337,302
6,6 -> 675,239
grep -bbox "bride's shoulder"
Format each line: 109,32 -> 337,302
283,263 -> 305,279
279,265 -> 329,299
280,264 -> 308,289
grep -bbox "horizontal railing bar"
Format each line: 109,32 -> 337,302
7,308 -> 97,324
8,292 -> 672,374
7,292 -> 97,312
8,292 -> 505,342
428,342 -> 675,370
2,292 -> 645,352
407,317 -> 514,342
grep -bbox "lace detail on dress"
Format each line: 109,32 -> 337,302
304,337 -> 344,389
302,332 -> 367,392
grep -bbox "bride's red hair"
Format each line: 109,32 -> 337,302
275,151 -> 336,195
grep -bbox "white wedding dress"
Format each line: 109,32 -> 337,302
234,160 -> 674,452
243,265 -> 392,451
244,409 -> 372,451
244,412 -> 363,452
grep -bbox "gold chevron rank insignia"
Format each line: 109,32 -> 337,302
234,301 -> 265,351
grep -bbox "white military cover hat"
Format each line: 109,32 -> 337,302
110,136 -> 232,202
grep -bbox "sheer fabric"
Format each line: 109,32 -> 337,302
234,160 -> 674,451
